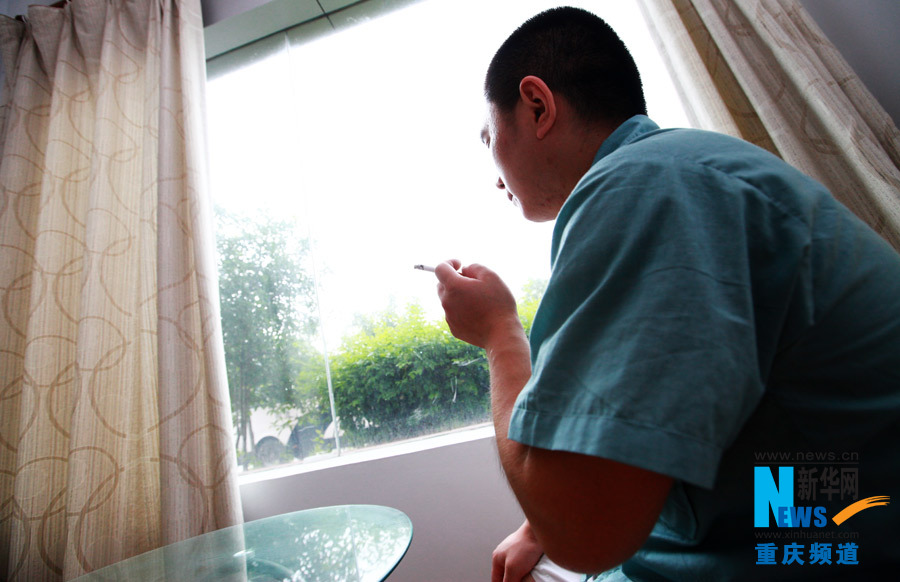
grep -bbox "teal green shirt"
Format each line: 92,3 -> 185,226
508,116 -> 900,580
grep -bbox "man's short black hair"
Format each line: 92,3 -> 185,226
485,7 -> 647,125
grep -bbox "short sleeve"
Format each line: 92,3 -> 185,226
507,153 -> 800,489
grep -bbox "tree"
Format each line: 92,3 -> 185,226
329,303 -> 490,446
216,211 -> 549,465
518,277 -> 547,334
215,209 -> 320,460
327,278 -> 548,447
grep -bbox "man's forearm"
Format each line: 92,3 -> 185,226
485,331 -> 533,476
484,330 -> 672,574
484,333 -> 559,560
485,335 -> 587,569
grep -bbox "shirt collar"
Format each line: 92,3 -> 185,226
592,114 -> 660,164
550,115 -> 661,266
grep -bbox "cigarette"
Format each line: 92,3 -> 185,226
413,264 -> 436,272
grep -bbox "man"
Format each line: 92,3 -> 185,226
434,7 -> 900,581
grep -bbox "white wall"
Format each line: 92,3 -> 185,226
0,0 -> 53,17
240,432 -> 525,582
799,0 -> 900,124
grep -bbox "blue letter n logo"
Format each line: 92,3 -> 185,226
754,466 -> 793,527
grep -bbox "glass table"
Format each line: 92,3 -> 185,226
73,505 -> 413,582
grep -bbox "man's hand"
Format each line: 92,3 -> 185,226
492,520 -> 543,582
434,258 -> 531,451
435,260 -> 525,350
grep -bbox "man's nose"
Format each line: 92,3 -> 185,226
496,177 -> 506,190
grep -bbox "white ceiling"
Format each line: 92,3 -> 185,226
201,0 -> 418,59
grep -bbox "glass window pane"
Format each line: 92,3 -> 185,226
206,0 -> 688,473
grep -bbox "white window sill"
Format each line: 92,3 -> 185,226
237,423 -> 495,486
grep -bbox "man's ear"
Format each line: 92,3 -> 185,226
519,75 -> 557,140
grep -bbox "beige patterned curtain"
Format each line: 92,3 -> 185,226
638,0 -> 900,250
0,0 -> 242,580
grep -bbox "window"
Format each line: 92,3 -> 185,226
206,0 -> 689,473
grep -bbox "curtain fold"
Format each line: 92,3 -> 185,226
0,1 -> 242,580
639,0 -> 900,250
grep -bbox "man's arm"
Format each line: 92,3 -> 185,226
436,261 -> 673,574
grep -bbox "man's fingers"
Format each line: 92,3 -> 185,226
460,262 -> 488,279
491,553 -> 504,582
440,258 -> 463,273
434,260 -> 499,283
434,259 -> 463,282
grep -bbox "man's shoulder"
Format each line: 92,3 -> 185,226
593,126 -> 788,181
568,126 -> 780,219
574,124 -> 833,228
